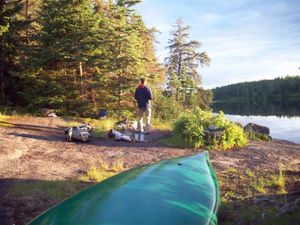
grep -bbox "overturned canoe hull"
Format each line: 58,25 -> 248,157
28,151 -> 220,225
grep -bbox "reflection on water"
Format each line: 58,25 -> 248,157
213,101 -> 300,117
212,101 -> 300,144
225,115 -> 300,144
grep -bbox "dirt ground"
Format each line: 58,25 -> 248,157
0,116 -> 299,225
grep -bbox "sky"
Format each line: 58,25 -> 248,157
136,0 -> 300,89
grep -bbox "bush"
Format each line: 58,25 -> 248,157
112,109 -> 135,121
152,94 -> 183,121
245,130 -> 272,141
172,109 -> 248,149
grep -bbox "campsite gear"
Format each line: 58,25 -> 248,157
64,124 -> 92,142
108,129 -> 134,142
40,108 -> 57,117
114,119 -> 137,131
134,132 -> 145,142
107,120 -> 140,143
28,151 -> 220,225
204,125 -> 225,145
98,109 -> 107,119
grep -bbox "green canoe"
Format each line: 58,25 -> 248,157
28,151 -> 220,225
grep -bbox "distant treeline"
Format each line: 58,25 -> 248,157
212,76 -> 300,117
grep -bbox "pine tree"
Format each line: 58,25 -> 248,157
165,19 -> 211,108
94,0 -> 159,115
1,0 -> 164,117
24,0 -> 103,113
0,0 -> 10,36
0,0 -> 27,105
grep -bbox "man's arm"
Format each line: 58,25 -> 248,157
134,88 -> 138,100
148,88 -> 152,100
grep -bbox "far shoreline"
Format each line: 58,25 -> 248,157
271,138 -> 300,145
223,114 -> 300,145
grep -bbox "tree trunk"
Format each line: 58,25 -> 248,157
79,61 -> 83,96
0,71 -> 4,103
25,0 -> 29,43
73,69 -> 76,82
176,53 -> 182,102
25,0 -> 29,17
177,53 -> 182,79
0,36 -> 5,103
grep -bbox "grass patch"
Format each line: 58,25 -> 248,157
245,130 -> 272,141
227,167 -> 237,173
218,168 -> 298,225
9,180 -> 87,201
253,177 -> 268,194
219,169 -> 289,202
79,158 -> 125,183
84,118 -> 114,137
111,158 -> 125,172
79,166 -> 116,183
245,169 -> 254,177
0,114 -> 14,127
159,134 -> 186,148
251,170 -> 287,195
151,119 -> 172,131
270,170 -> 287,194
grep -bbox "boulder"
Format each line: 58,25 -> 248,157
244,123 -> 270,135
235,122 -> 243,128
40,108 -> 57,117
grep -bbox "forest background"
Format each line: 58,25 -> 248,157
0,0 -> 213,120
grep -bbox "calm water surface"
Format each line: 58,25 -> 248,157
226,115 -> 300,144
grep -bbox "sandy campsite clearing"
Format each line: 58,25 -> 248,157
0,116 -> 299,225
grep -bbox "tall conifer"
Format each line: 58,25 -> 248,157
165,19 -> 211,108
0,0 -> 27,105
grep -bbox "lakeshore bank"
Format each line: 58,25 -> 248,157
0,116 -> 299,225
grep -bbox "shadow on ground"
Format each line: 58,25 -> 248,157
1,176 -> 299,225
3,119 -> 172,148
218,192 -> 300,225
0,178 -> 91,225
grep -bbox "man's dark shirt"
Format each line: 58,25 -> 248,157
134,84 -> 152,108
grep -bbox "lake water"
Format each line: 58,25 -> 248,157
225,115 -> 300,144
212,100 -> 300,144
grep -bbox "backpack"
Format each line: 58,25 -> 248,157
64,124 -> 92,142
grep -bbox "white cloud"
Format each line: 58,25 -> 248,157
136,0 -> 300,89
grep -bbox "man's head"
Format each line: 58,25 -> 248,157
140,78 -> 145,84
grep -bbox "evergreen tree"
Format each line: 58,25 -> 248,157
1,0 -> 164,117
0,0 -> 10,36
94,0 -> 161,115
24,0 -> 103,113
0,0 -> 27,105
165,19 -> 211,108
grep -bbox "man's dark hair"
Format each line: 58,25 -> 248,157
140,78 -> 145,84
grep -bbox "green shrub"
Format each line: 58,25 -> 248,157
172,109 -> 248,149
152,95 -> 183,121
113,110 -> 135,121
245,130 -> 272,141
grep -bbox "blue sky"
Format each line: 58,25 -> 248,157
136,0 -> 300,88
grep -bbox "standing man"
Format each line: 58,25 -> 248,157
134,78 -> 152,134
